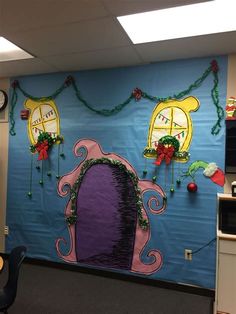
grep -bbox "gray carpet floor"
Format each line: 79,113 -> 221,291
0,262 -> 213,314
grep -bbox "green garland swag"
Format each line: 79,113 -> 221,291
9,60 -> 224,136
67,157 -> 149,230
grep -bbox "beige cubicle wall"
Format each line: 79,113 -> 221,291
0,77 -> 9,252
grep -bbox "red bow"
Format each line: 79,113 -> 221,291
154,144 -> 175,166
132,88 -> 142,101
211,60 -> 218,73
35,140 -> 49,160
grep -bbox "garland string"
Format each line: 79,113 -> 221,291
71,79 -> 134,116
28,153 -> 33,197
142,66 -> 212,103
9,88 -> 18,136
41,160 -> 44,184
57,144 -> 60,179
165,165 -> 168,192
171,160 -> 174,191
17,80 -> 68,101
9,60 -> 224,136
211,71 -> 224,135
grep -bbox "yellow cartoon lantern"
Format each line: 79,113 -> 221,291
24,99 -> 60,145
24,98 -> 64,197
144,96 -> 200,162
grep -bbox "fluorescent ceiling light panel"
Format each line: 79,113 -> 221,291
0,37 -> 34,62
117,0 -> 236,44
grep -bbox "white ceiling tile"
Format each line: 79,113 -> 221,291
135,32 -> 236,63
2,17 -> 130,57
102,0 -> 212,15
42,46 -> 143,71
1,0 -> 109,32
0,0 -> 236,78
0,58 -> 58,78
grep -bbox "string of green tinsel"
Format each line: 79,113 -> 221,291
68,157 -> 149,230
9,60 -> 224,136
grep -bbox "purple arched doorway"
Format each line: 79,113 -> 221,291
75,163 -> 137,270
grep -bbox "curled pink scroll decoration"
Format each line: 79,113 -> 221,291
56,139 -> 166,274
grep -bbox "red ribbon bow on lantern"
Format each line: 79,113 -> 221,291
35,140 -> 49,160
154,143 -> 175,166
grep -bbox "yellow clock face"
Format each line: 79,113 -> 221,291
0,90 -> 8,111
144,96 -> 200,162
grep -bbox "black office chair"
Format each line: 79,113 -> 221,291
0,246 -> 27,314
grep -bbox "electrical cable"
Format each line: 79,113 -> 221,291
192,237 -> 216,255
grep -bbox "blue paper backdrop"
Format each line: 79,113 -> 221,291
6,56 -> 227,289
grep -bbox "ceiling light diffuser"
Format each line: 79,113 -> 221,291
117,0 -> 236,44
0,37 -> 34,62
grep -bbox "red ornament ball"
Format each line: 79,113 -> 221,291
187,182 -> 198,193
